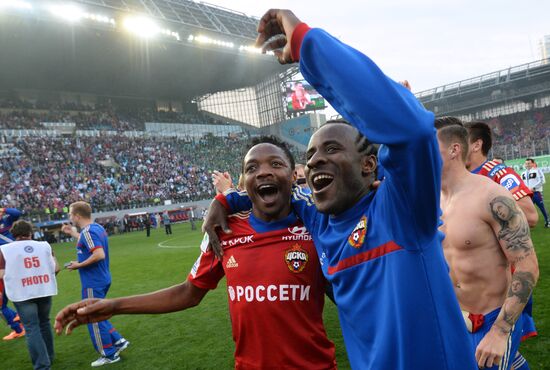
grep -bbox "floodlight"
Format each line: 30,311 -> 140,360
239,45 -> 262,54
49,4 -> 84,22
123,15 -> 160,39
192,35 -> 234,49
0,0 -> 32,10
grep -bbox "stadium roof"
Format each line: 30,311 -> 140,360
0,1 -> 286,101
76,0 -> 259,41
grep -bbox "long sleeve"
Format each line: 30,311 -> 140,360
298,28 -> 441,244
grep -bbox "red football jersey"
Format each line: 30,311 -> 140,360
188,211 -> 336,370
476,160 -> 533,201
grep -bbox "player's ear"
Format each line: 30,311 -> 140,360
361,154 -> 377,177
450,143 -> 460,159
471,139 -> 482,153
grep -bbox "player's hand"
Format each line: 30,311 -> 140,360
201,199 -> 232,259
61,224 -> 74,235
370,180 -> 381,191
212,171 -> 233,195
55,298 -> 116,335
255,9 -> 302,64
66,261 -> 79,270
399,80 -> 412,91
475,327 -> 508,368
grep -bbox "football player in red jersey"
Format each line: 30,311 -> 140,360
465,121 -> 538,227
54,136 -> 336,370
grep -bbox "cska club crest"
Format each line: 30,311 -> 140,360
348,216 -> 367,248
285,244 -> 309,273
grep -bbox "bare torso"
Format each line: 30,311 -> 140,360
440,174 -> 510,314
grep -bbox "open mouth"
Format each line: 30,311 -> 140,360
257,183 -> 279,204
311,173 -> 334,192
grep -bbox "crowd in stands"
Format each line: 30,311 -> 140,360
0,133 -> 302,217
0,96 -> 548,217
0,109 -> 140,131
489,106 -> 550,159
0,98 -> 227,132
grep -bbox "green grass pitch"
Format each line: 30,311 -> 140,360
1,178 -> 549,369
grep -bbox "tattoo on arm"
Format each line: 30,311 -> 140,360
489,196 -> 532,252
494,271 -> 535,334
507,271 -> 535,304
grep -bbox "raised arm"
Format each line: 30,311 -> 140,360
257,9 -> 440,244
476,193 -> 539,368
0,208 -> 22,226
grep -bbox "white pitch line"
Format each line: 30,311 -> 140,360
157,238 -> 198,249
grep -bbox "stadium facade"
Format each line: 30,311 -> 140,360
416,59 -> 550,163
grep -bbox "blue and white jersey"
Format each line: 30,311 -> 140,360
76,223 -> 111,288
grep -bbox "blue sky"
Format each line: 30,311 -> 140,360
208,0 -> 550,92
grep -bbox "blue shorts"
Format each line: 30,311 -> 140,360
468,307 -> 523,370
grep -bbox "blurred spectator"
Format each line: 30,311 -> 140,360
162,212 -> 172,235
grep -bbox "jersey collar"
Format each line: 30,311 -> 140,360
329,191 -> 375,226
470,160 -> 488,174
249,212 -> 298,234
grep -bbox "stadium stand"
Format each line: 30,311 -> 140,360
416,58 -> 550,160
0,124 -> 304,218
489,106 -> 550,158
0,99 -> 231,131
0,134 -> 235,215
0,96 -> 546,220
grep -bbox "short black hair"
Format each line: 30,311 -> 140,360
242,135 -> 295,172
526,158 -> 535,163
436,124 -> 469,162
464,121 -> 492,156
11,220 -> 33,239
434,116 -> 463,129
324,119 -> 378,157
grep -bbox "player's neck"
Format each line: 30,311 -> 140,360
251,204 -> 292,223
78,219 -> 93,229
468,154 -> 488,171
441,163 -> 471,195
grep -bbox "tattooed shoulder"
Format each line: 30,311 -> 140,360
489,196 -> 532,253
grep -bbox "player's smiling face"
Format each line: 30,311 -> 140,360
306,124 -> 372,215
243,143 -> 295,222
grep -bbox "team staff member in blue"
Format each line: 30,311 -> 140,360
203,9 -> 476,369
61,202 -> 129,367
0,207 -> 25,340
